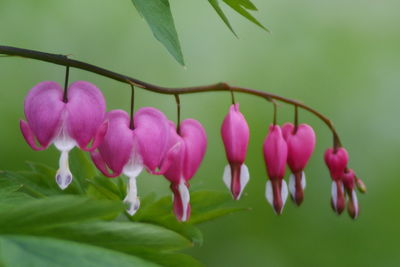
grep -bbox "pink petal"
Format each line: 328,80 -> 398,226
282,123 -> 316,173
65,81 -> 106,150
324,147 -> 349,180
92,110 -> 134,176
134,107 -> 170,173
180,119 -> 207,180
263,125 -> 288,179
23,81 -> 65,147
163,122 -> 185,184
20,120 -> 47,151
171,181 -> 191,222
221,103 -> 249,164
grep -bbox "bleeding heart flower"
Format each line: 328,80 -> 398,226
90,108 -> 170,216
282,123 -> 316,205
221,103 -> 250,200
263,125 -> 288,215
342,169 -> 359,219
324,147 -> 349,214
20,81 -> 107,190
161,119 -> 207,222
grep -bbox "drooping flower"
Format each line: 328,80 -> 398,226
324,147 -> 349,214
282,123 -> 316,205
90,108 -> 169,215
220,103 -> 250,200
20,81 -> 107,189
342,169 -> 359,219
161,119 -> 207,222
263,125 -> 288,215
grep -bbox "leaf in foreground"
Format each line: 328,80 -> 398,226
0,235 -> 159,267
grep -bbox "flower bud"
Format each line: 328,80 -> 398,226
221,104 -> 250,200
282,123 -> 316,205
263,125 -> 288,215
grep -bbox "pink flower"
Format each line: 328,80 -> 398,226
90,108 -> 170,215
342,169 -> 359,219
20,81 -> 107,190
263,125 -> 288,215
282,123 -> 316,205
324,147 -> 349,214
161,119 -> 207,222
220,104 -> 250,200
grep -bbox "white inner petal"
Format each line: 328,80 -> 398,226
55,150 -> 73,190
352,190 -> 359,217
238,164 -> 250,200
288,174 -> 296,199
301,171 -> 306,190
265,180 -> 273,207
331,181 -> 338,210
281,180 -> 288,210
123,152 -> 144,216
222,164 -> 231,190
123,176 -> 141,216
179,179 -> 190,222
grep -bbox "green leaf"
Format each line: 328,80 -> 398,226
131,0 -> 184,65
86,176 -> 125,201
0,195 -> 124,233
124,248 -> 204,267
223,0 -> 268,31
0,235 -> 159,267
29,221 -> 192,251
208,0 -> 237,36
133,194 -> 203,246
208,0 -> 268,34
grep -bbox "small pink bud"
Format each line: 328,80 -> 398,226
263,125 -> 288,215
161,119 -> 207,222
282,123 -> 316,205
342,169 -> 359,219
324,147 -> 349,180
221,104 -> 250,200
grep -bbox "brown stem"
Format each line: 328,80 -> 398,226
174,94 -> 181,134
0,45 -> 342,146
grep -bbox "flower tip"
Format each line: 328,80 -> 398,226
331,181 -> 345,215
124,196 -> 141,216
55,171 -> 72,190
171,181 -> 191,222
265,180 -> 288,215
222,164 -> 249,200
356,178 -> 367,194
288,172 -> 306,206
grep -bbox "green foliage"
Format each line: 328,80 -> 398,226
129,0 -> 266,64
208,0 -> 268,35
0,150 -> 246,266
131,0 -> 184,65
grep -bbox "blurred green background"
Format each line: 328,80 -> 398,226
0,0 -> 399,266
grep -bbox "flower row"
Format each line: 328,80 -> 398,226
20,81 -> 365,221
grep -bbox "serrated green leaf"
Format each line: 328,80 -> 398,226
131,0 -> 184,65
86,177 -> 123,201
208,0 -> 237,36
28,221 -> 192,251
222,0 -> 268,31
0,235 -> 159,267
0,170 -> 55,197
69,149 -> 97,181
0,196 -> 124,233
133,195 -> 203,246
